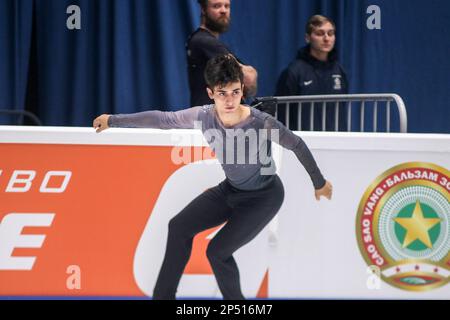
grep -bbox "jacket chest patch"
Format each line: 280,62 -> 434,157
332,74 -> 342,90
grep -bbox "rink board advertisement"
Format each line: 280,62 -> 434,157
0,126 -> 449,299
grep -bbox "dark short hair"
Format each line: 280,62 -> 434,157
305,15 -> 336,35
197,0 -> 208,10
204,55 -> 243,89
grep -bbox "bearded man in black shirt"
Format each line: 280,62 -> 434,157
186,0 -> 258,107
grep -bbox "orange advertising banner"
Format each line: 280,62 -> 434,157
0,143 -> 233,297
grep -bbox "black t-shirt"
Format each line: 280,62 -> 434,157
186,28 -> 232,107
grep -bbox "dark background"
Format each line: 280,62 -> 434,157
1,0 -> 449,133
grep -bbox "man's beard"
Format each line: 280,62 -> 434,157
204,13 -> 230,34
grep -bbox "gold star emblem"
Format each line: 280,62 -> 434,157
394,200 -> 441,249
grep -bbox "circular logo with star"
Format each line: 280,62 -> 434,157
356,162 -> 450,291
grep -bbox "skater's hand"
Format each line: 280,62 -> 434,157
315,180 -> 332,201
93,114 -> 111,133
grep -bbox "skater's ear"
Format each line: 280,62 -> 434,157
207,87 -> 214,100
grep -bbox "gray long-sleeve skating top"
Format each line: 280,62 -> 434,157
108,105 -> 326,191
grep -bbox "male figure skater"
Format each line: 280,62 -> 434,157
93,55 -> 332,300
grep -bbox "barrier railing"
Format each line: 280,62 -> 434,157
0,109 -> 43,126
253,94 -> 408,133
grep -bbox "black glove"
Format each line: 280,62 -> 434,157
250,97 -> 278,117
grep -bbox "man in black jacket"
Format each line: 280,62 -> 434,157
276,15 -> 348,131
